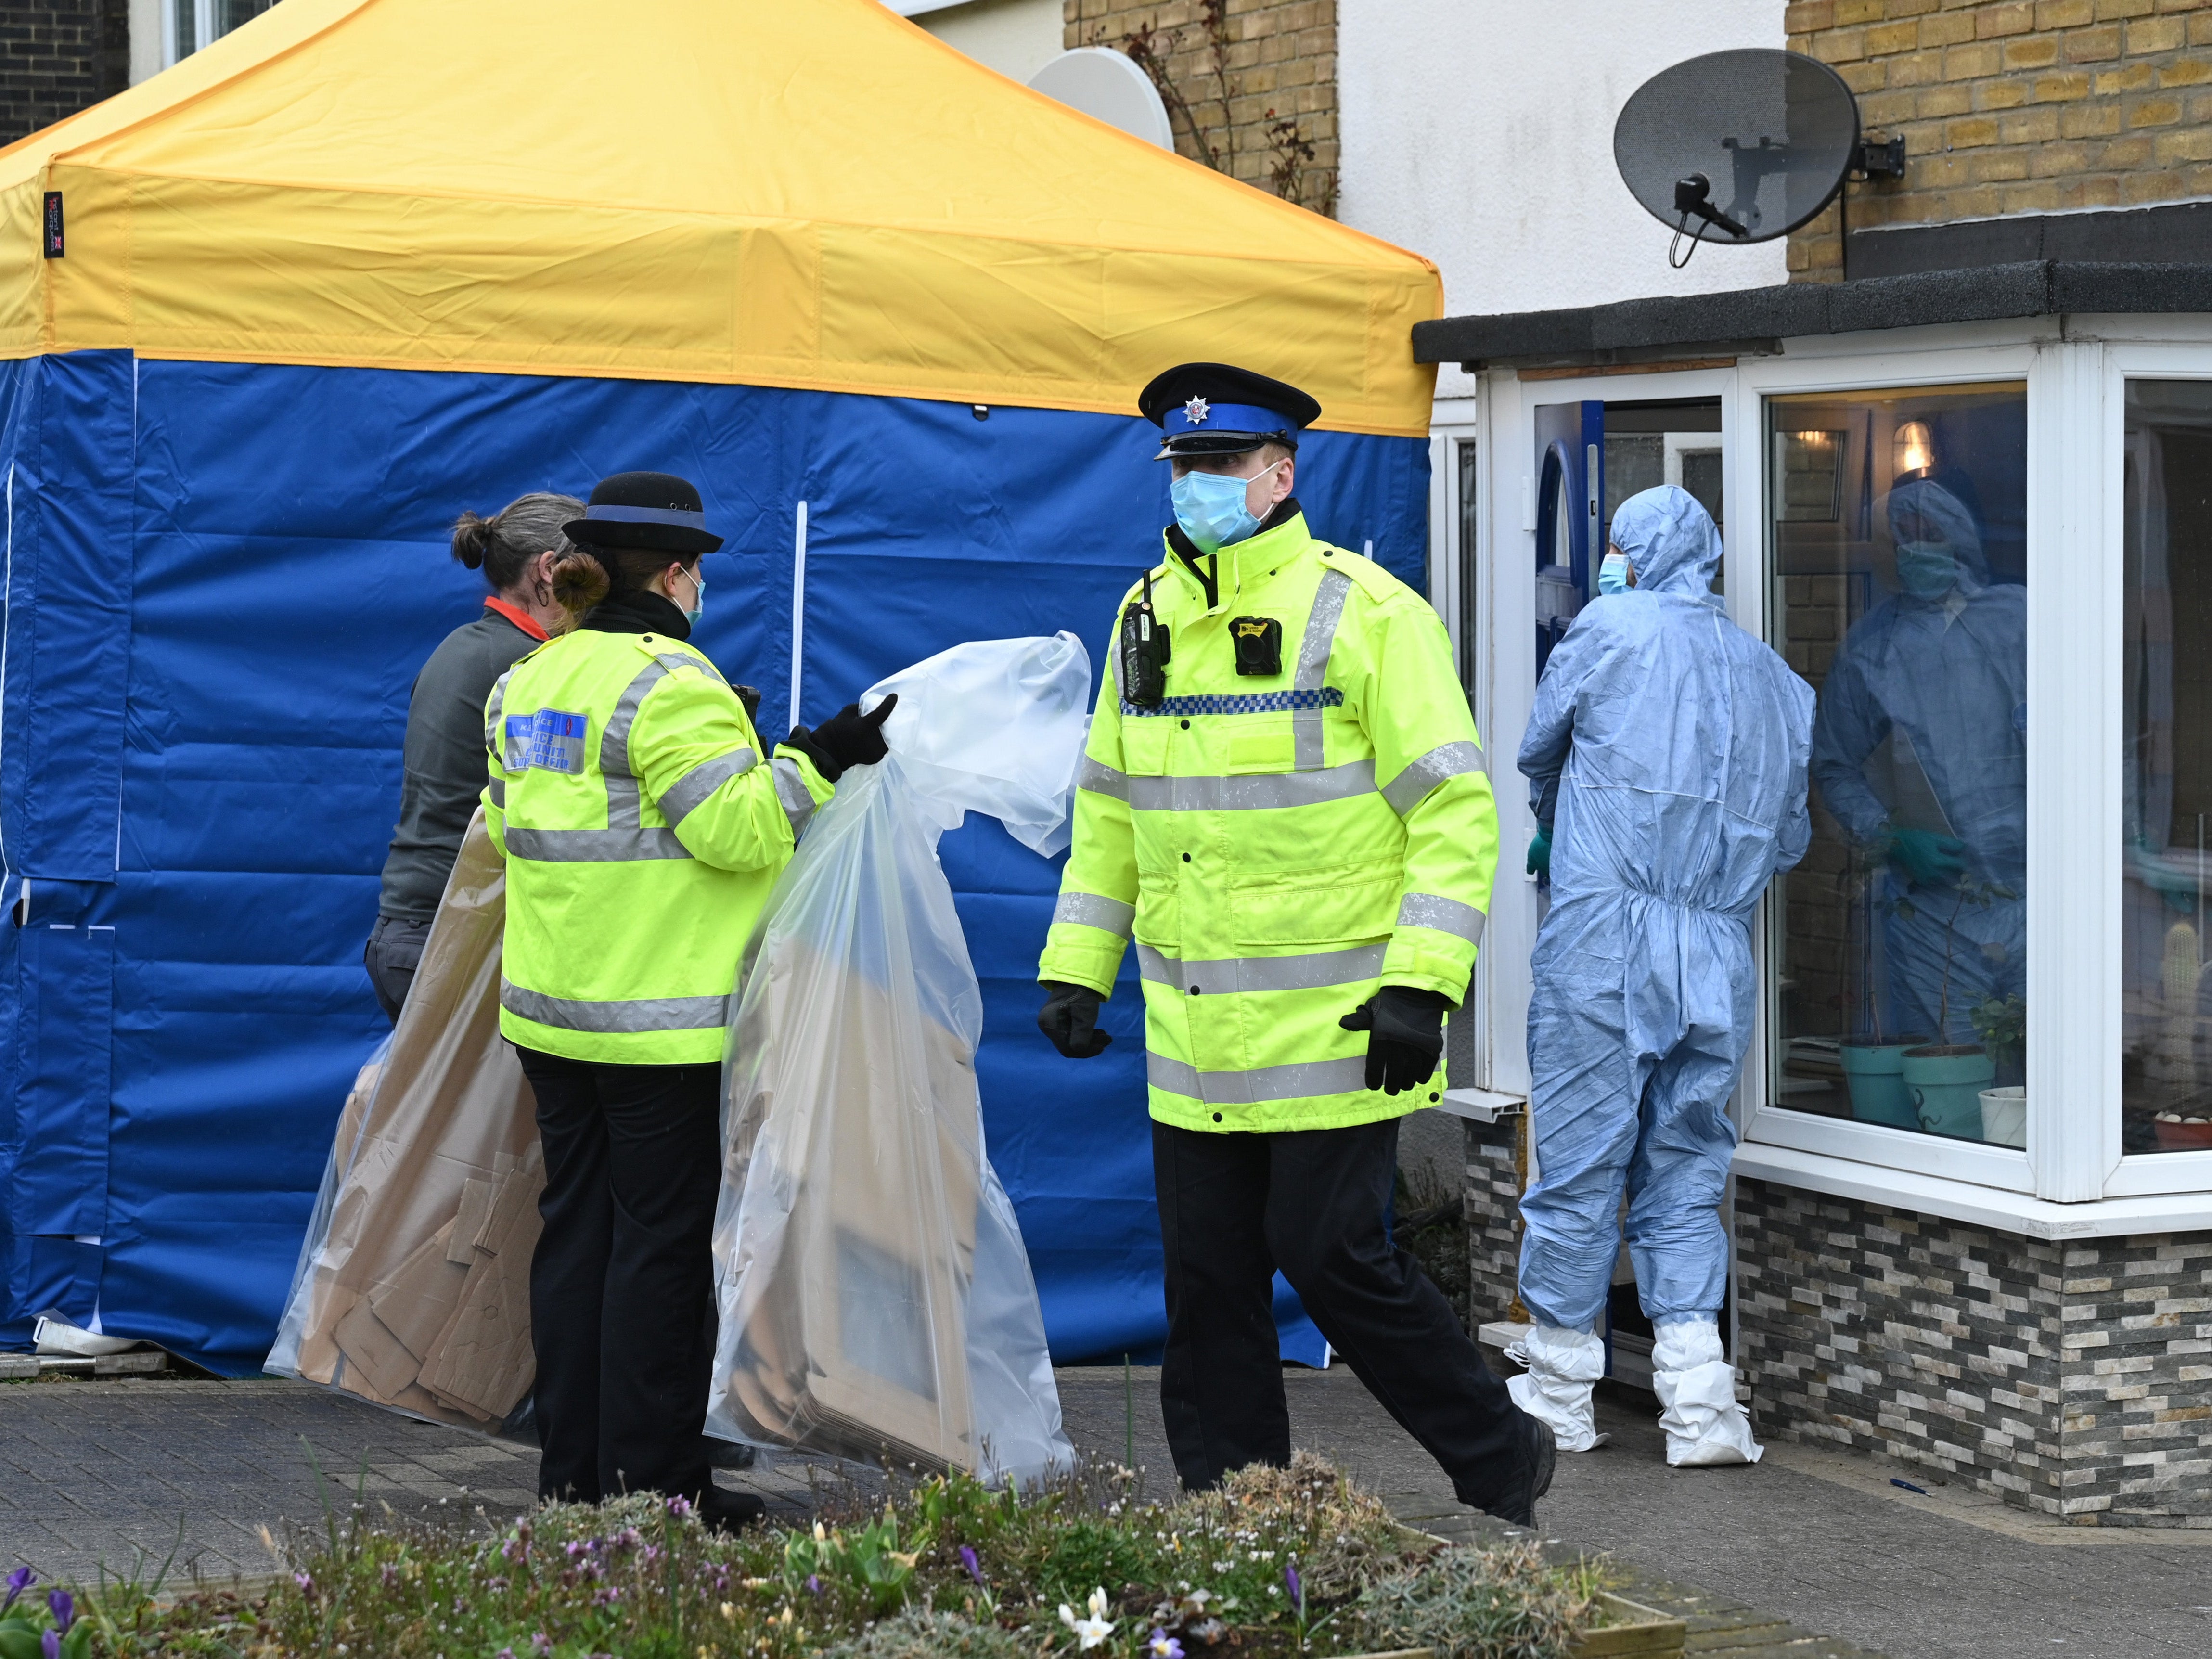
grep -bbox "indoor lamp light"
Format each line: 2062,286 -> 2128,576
1893,420 -> 1935,477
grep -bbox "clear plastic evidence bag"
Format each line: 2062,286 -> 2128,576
707,633 -> 1089,1486
269,811 -> 541,1429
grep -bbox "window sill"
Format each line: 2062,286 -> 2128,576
1732,1142 -> 2212,1239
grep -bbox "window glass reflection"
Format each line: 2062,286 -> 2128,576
1767,384 -> 2029,1146
2124,382 -> 2212,1154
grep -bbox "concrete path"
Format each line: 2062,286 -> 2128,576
2,1367 -> 2206,1657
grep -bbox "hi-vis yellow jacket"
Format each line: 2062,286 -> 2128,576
481,627 -> 833,1065
1038,510 -> 1498,1133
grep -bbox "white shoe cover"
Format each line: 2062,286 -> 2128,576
1503,1324 -> 1606,1452
1652,1318 -> 1762,1467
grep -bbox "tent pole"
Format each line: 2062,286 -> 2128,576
789,499 -> 808,733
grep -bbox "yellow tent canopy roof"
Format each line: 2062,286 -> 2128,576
0,0 -> 1438,434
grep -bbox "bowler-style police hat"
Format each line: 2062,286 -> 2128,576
563,470 -> 725,555
1139,362 -> 1323,461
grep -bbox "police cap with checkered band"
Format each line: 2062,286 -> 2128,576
1139,362 -> 1322,461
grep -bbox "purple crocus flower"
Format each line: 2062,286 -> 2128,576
46,1590 -> 71,1633
39,1631 -> 57,1659
805,1574 -> 823,1596
1146,1630 -> 1184,1659
958,1545 -> 984,1585
1285,1563 -> 1302,1613
2,1567 -> 31,1613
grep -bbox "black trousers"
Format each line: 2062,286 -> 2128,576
514,1046 -> 722,1505
1153,1116 -> 1530,1513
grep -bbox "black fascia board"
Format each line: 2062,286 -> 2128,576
1413,260 -> 2212,369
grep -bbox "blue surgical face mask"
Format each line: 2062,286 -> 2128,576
1597,551 -> 1632,596
1894,539 -> 1955,599
679,562 -> 706,627
1170,459 -> 1284,553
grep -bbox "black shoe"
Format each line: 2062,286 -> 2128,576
700,1487 -> 767,1533
1486,1414 -> 1556,1528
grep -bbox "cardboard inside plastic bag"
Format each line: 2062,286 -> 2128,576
709,636 -> 1083,1484
269,812 -> 542,1428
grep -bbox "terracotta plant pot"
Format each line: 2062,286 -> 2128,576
2152,1112 -> 2212,1150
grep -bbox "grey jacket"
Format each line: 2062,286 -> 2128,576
377,606 -> 543,923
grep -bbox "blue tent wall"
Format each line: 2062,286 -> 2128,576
0,351 -> 1432,1372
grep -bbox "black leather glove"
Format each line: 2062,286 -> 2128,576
1038,980 -> 1112,1058
734,684 -> 763,725
786,693 -> 897,782
1339,986 -> 1450,1096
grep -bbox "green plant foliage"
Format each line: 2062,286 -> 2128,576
1353,1540 -> 1600,1659
81,1453 -> 1602,1658
820,1607 -> 1029,1659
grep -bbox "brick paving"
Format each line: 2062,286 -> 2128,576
5,1366 -> 2211,1654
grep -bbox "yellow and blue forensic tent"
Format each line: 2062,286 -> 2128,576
0,0 -> 1439,431
0,0 -> 1442,1374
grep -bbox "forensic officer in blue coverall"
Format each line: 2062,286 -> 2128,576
1509,487 -> 1813,1466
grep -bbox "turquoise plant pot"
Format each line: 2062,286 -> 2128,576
1903,1044 -> 1995,1139
1839,1037 -> 1928,1130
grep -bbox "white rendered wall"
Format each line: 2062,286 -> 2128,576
129,0 -> 162,83
1340,1 -> 1788,395
903,0 -> 1065,88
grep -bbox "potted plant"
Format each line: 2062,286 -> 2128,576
1972,993 -> 2027,1148
1899,876 -> 2011,1139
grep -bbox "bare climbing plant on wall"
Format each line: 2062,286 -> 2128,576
1099,2 -> 1337,218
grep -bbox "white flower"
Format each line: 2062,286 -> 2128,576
1058,1587 -> 1115,1650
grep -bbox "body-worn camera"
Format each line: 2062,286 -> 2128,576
1229,615 -> 1282,677
1120,569 -> 1171,707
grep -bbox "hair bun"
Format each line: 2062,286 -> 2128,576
548,549 -> 612,617
450,511 -> 495,571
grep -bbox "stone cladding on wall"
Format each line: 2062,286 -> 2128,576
1063,0 -> 1337,214
1785,0 -> 2212,280
1461,1113 -> 1528,1330
1736,1177 -> 2212,1526
0,0 -> 125,144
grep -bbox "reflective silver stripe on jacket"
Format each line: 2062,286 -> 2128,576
772,756 -> 819,838
1292,568 -> 1351,771
1380,740 -> 1485,816
1137,941 -> 1385,995
1396,892 -> 1487,945
1146,1051 -> 1373,1104
659,746 -> 759,827
600,656 -> 687,828
502,978 -> 730,1034
1054,891 -> 1136,937
503,826 -> 692,862
486,667 -> 520,770
487,777 -> 505,809
1078,755 -> 1130,800
1125,759 -> 1375,813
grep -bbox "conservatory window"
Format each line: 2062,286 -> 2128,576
2122,380 -> 2212,1156
1763,382 -> 2029,1150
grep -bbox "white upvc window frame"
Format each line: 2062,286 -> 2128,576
1462,315 -> 2212,1235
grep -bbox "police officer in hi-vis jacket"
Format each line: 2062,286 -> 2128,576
1035,365 -> 1555,1525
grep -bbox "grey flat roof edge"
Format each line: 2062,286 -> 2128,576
1413,261 -> 2212,366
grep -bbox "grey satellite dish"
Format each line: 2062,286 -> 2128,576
1028,48 -> 1174,150
1615,49 -> 1898,265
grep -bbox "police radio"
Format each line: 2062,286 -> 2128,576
1120,568 -> 1171,707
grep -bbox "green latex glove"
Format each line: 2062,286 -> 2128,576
1526,826 -> 1553,878
1885,824 -> 1967,888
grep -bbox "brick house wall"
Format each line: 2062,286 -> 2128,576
0,0 -> 127,145
1787,0 -> 2212,281
1063,0 -> 1338,214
